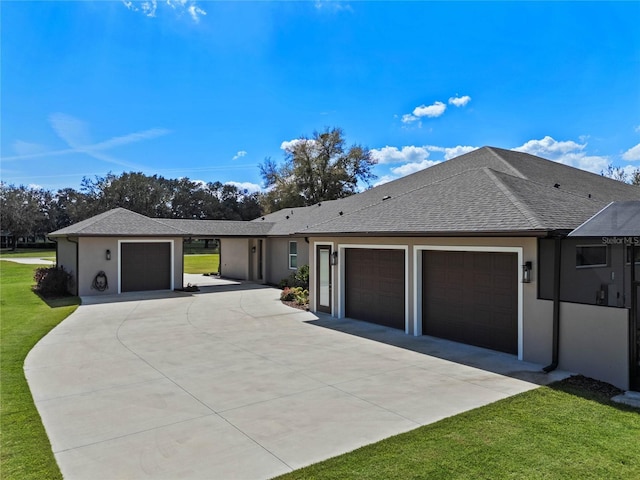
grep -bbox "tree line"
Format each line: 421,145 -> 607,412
0,174 -> 262,249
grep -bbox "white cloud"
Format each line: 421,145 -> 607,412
622,143 -> 640,161
187,3 -> 207,22
370,145 -> 431,164
515,136 -> 585,157
370,143 -> 475,184
49,113 -> 92,147
89,128 -> 171,150
426,145 -> 477,160
401,114 -> 419,124
122,0 -> 206,22
232,150 -> 247,160
448,95 -> 471,107
514,136 -> 609,173
2,113 -> 168,171
225,181 -> 262,194
400,100 -> 447,124
413,101 -> 447,118
372,175 -> 396,187
390,160 -> 441,176
280,138 -> 315,152
122,0 -> 157,17
12,140 -> 49,157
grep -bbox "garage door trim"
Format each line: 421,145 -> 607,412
337,244 -> 409,333
413,245 -> 523,360
118,239 -> 175,294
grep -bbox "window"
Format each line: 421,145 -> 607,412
626,246 -> 640,265
289,241 -> 297,269
576,245 -> 607,268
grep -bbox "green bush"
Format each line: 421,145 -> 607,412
279,264 -> 309,289
294,288 -> 309,305
33,266 -> 74,298
280,286 -> 309,306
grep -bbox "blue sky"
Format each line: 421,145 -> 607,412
2,1 -> 639,193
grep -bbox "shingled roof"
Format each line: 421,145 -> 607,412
257,146 -> 640,236
50,147 -> 640,238
49,208 -> 188,237
49,208 -> 273,237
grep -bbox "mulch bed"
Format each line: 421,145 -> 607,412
281,300 -> 309,311
554,374 -> 624,399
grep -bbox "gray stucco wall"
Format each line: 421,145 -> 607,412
56,237 -> 78,295
220,238 -> 250,280
265,237 -> 310,285
558,302 -> 629,390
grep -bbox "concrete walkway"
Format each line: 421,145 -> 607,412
25,285 -> 568,480
1,257 -> 55,265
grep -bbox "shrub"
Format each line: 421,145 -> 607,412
294,288 -> 309,306
280,286 -> 309,306
281,287 -> 296,301
33,266 -> 74,298
278,264 -> 310,290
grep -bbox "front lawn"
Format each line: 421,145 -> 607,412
0,249 -> 56,261
276,379 -> 640,480
0,261 -> 79,480
184,253 -> 219,274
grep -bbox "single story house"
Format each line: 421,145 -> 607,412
50,146 -> 640,390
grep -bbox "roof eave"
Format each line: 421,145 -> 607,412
297,229 -> 554,238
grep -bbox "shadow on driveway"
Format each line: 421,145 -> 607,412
305,314 -> 569,387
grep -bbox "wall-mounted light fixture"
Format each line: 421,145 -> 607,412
330,251 -> 338,266
106,249 -> 111,261
251,245 -> 257,253
522,261 -> 532,283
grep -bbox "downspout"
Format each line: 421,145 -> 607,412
630,243 -> 637,390
67,236 -> 79,297
543,236 -> 562,373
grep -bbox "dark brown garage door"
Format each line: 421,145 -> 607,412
345,248 -> 405,330
121,242 -> 171,292
422,251 -> 517,354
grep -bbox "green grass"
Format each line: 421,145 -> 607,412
0,249 -> 56,260
184,253 -> 220,274
0,261 -> 79,480
276,383 -> 640,480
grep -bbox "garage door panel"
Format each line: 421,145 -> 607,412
121,243 -> 171,292
423,251 -> 517,354
345,249 -> 405,330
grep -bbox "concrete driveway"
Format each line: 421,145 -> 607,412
25,284 -> 567,480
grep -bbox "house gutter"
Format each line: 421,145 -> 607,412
543,236 -> 562,373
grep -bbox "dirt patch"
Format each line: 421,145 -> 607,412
555,374 -> 624,399
281,300 -> 309,311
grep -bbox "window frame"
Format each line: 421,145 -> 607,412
288,241 -> 298,270
626,245 -> 640,265
575,244 -> 608,269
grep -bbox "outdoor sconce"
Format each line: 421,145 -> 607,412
330,251 -> 338,266
522,261 -> 532,283
105,249 -> 111,261
251,246 -> 257,253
